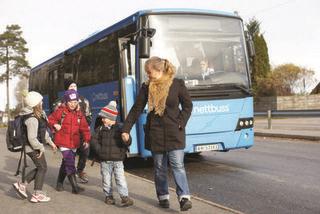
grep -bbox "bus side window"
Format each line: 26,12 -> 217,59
76,34 -> 119,87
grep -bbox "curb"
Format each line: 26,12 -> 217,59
126,172 -> 244,214
254,132 -> 320,141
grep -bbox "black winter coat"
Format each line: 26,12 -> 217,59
91,124 -> 131,161
122,78 -> 193,152
24,114 -> 47,146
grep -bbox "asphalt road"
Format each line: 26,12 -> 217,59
125,137 -> 320,214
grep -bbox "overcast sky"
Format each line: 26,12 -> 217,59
1,0 -> 319,111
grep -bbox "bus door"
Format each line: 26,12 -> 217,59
118,37 -> 139,156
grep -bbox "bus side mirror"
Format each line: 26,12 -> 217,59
138,36 -> 151,58
245,31 -> 255,58
137,28 -> 156,58
247,40 -> 255,58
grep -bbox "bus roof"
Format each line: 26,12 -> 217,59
31,8 -> 240,71
138,8 -> 237,17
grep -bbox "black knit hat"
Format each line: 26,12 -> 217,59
64,79 -> 77,90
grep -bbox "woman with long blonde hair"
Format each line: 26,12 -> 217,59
13,91 -> 57,203
122,56 -> 193,211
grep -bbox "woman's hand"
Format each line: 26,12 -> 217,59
54,124 -> 61,131
121,132 -> 130,142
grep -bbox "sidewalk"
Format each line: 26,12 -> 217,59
0,129 -> 239,214
254,117 -> 320,141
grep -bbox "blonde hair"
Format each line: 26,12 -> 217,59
145,56 -> 176,116
33,103 -> 43,119
144,56 -> 176,78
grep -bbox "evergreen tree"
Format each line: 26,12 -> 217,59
0,24 -> 30,119
246,18 -> 271,96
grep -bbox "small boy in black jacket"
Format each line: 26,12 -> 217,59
91,101 -> 133,206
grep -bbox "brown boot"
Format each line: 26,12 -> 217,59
121,196 -> 133,207
105,196 -> 115,205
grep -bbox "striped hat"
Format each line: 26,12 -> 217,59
99,101 -> 118,121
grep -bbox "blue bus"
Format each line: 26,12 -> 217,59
29,9 -> 255,157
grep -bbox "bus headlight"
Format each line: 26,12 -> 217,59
235,117 -> 254,131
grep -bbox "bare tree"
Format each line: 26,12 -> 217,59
266,64 -> 316,96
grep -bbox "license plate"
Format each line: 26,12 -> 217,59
195,144 -> 219,152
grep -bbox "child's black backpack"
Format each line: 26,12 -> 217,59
6,114 -> 32,181
6,115 -> 28,152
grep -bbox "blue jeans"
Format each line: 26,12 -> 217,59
152,149 -> 190,201
100,161 -> 128,197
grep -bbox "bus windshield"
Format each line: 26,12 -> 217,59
145,14 -> 250,89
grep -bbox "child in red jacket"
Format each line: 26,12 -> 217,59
48,89 -> 90,194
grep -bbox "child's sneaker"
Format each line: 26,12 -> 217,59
104,196 -> 115,205
30,192 -> 51,203
159,199 -> 170,208
179,198 -> 192,211
12,182 -> 28,199
121,196 -> 134,207
76,171 -> 89,183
